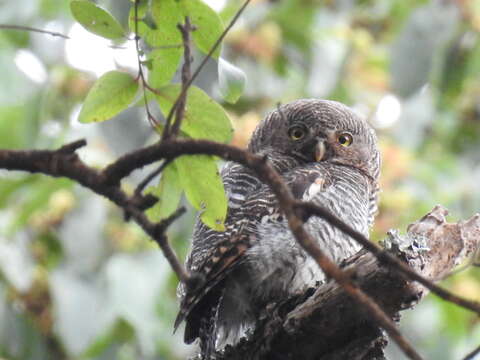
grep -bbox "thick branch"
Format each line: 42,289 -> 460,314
217,206 -> 480,359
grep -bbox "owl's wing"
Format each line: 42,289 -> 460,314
175,162 -> 263,342
175,163 -> 335,343
174,228 -> 250,343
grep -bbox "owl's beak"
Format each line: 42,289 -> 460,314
315,140 -> 326,162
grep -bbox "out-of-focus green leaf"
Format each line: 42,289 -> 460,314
180,0 -> 224,58
146,163 -> 183,221
10,178 -> 72,232
218,58 -> 246,103
0,177 -> 35,208
175,155 -> 227,230
390,1 -> 459,98
58,194 -> 107,273
40,0 -> 70,19
0,233 -> 35,292
70,0 -> 125,40
438,33 -> 480,106
0,284 -> 50,360
50,269 -> 114,355
82,318 -> 134,357
0,106 -> 29,149
0,52 -> 39,106
105,252 -> 171,355
271,0 -> 316,51
156,84 -> 233,143
78,71 -> 138,123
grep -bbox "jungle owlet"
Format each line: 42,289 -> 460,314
175,99 -> 381,357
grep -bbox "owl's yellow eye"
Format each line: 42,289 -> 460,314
337,133 -> 353,147
288,126 -> 306,141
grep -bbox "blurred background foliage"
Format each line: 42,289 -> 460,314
0,0 -> 479,359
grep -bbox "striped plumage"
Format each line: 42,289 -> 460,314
175,99 -> 381,357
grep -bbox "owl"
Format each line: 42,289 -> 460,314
174,99 -> 381,357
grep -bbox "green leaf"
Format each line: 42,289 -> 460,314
10,178 -> 72,232
70,0 -> 125,40
175,155 -> 227,231
0,176 -> 36,208
156,84 -> 233,143
180,0 -> 225,59
146,163 -> 183,221
127,0 -> 150,37
218,58 -> 246,104
78,71 -> 139,123
146,0 -> 184,88
148,48 -> 182,88
150,0 -> 183,47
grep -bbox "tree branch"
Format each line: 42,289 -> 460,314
0,140 -> 190,283
0,24 -> 70,39
216,206 -> 480,359
463,344 -> 480,360
163,16 -> 194,140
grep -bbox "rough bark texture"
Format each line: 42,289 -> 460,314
202,205 -> 480,360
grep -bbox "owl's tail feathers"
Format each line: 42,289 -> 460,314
174,238 -> 250,343
199,290 -> 225,359
175,274 -> 228,344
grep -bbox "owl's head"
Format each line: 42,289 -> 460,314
248,99 -> 380,183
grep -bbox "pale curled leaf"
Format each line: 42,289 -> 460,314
218,58 -> 246,104
70,0 -> 125,40
78,71 -> 139,123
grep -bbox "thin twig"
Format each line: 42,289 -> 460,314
133,0 -> 159,127
162,0 -> 251,134
463,344 -> 480,360
0,24 -> 70,39
151,44 -> 183,50
134,158 -> 173,196
163,16 -> 195,140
